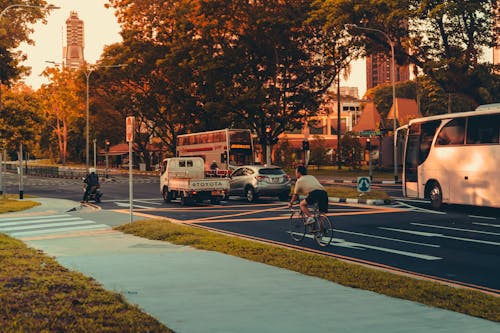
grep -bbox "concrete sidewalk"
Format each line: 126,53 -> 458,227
10,198 -> 500,333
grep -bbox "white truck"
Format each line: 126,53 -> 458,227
160,157 -> 229,205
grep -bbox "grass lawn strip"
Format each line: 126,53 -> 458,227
0,234 -> 173,332
0,198 -> 173,332
117,219 -> 500,323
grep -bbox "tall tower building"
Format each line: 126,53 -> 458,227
366,53 -> 410,90
64,11 -> 85,69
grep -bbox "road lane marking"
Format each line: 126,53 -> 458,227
394,201 -> 447,214
0,214 -> 70,222
0,217 -> 82,227
381,227 -> 500,246
10,224 -> 110,237
114,202 -> 155,209
473,222 -> 500,228
336,229 -> 440,248
288,232 -> 442,260
0,220 -> 97,232
468,215 -> 496,220
411,223 -> 500,236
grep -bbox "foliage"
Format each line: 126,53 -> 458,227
309,135 -> 330,169
0,0 -> 55,85
117,219 -> 500,322
38,67 -> 84,164
0,196 -> 39,213
338,131 -> 362,169
0,84 -> 42,156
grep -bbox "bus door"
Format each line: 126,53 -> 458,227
404,121 -> 440,198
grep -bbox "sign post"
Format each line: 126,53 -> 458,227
357,176 -> 371,193
126,116 -> 134,224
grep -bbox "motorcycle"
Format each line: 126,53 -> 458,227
82,178 -> 103,203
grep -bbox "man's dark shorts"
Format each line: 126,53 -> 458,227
305,189 -> 329,213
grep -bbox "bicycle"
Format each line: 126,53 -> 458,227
289,203 -> 333,247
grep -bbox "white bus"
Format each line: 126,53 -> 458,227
400,104 -> 500,208
176,128 -> 254,175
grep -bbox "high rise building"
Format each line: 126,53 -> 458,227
366,53 -> 410,90
494,1 -> 500,68
64,11 -> 85,69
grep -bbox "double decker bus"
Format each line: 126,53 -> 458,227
400,103 -> 500,209
176,128 -> 254,174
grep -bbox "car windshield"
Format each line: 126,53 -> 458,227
259,168 -> 285,175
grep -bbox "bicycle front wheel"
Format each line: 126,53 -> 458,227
315,214 -> 333,247
289,210 -> 306,242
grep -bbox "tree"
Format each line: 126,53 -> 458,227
38,67 -> 83,164
0,1 -> 56,86
315,0 -> 498,107
309,135 -> 329,169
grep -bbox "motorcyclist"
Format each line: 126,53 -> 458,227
82,167 -> 100,202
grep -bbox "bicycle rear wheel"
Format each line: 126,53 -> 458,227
314,214 -> 333,247
289,210 -> 306,242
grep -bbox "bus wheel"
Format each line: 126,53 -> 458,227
245,187 -> 256,202
429,181 -> 442,209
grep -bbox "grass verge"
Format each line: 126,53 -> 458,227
0,197 -> 173,332
117,219 -> 499,322
0,234 -> 173,332
324,185 -> 390,201
0,195 -> 40,214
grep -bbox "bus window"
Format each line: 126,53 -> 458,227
436,118 -> 465,146
419,120 -> 440,163
466,114 -> 500,144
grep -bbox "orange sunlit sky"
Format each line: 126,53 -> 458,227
19,0 -> 367,94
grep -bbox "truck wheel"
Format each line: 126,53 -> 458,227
245,187 -> 256,202
210,198 -> 220,205
180,193 -> 189,206
162,187 -> 171,203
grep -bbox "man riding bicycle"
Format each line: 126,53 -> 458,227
288,165 -> 329,226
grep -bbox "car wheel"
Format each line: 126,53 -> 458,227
245,186 -> 256,202
428,181 -> 442,209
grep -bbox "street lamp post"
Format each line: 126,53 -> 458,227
84,64 -> 126,169
345,24 -> 398,182
0,4 -> 59,20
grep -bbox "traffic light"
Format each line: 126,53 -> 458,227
366,138 -> 371,150
302,140 -> 309,151
105,139 -> 111,153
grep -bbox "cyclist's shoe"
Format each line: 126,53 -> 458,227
305,217 -> 316,225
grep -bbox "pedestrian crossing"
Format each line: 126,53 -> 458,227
0,214 -> 111,238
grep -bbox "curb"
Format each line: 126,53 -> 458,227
328,196 -> 392,205
324,179 -> 403,185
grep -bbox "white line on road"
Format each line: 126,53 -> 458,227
468,215 -> 497,220
287,232 -> 442,260
0,217 -> 82,227
0,220 -> 97,232
114,202 -> 155,209
473,222 -> 500,228
381,227 -> 500,246
10,224 -> 110,237
0,214 -> 70,222
336,229 -> 440,248
411,223 -> 500,236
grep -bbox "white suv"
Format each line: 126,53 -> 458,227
228,165 -> 291,202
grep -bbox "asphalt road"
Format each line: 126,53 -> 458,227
4,172 -> 500,295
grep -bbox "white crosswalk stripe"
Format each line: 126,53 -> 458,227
0,214 -> 110,237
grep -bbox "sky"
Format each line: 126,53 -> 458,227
19,0 -> 367,96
